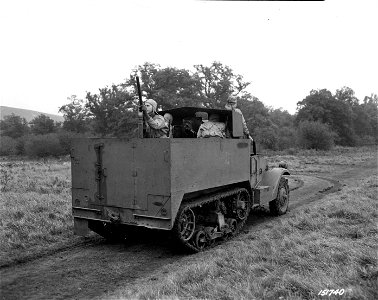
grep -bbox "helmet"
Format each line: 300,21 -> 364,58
195,111 -> 208,122
144,99 -> 158,113
163,113 -> 173,122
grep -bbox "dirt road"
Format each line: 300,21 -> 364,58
1,160 -> 376,300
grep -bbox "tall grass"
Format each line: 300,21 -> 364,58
0,158 -> 74,265
109,174 -> 377,300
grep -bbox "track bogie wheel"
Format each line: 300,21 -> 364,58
228,218 -> 237,233
194,230 -> 207,250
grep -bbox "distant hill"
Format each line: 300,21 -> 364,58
0,106 -> 64,123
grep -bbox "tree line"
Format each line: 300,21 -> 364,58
1,62 -> 377,156
0,113 -> 75,157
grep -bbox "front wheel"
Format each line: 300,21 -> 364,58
269,177 -> 289,215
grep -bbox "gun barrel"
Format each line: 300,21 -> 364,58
136,76 -> 144,138
136,76 -> 143,111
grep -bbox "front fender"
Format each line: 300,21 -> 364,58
258,168 -> 290,205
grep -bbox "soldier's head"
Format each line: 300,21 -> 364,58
144,99 -> 158,114
225,99 -> 237,110
209,114 -> 220,122
195,111 -> 208,123
163,113 -> 173,123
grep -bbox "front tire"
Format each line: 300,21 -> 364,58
269,177 -> 289,215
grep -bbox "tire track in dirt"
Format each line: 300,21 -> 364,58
245,174 -> 338,229
0,237 -> 104,270
0,233 -> 185,300
1,160 -> 376,300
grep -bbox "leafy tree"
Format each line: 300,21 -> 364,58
85,84 -> 136,136
193,62 -> 250,109
296,89 -> 335,122
335,86 -> 372,142
127,64 -> 203,109
270,108 -> 296,150
254,127 -> 279,150
296,89 -> 356,146
238,96 -> 271,131
129,62 -> 160,97
270,108 -> 295,127
128,62 -> 251,110
334,88 -> 377,144
362,93 -> 378,142
78,62 -> 253,137
59,95 -> 90,133
351,104 -> 372,138
29,114 -> 57,135
363,93 -> 378,106
335,86 -> 359,106
0,114 -> 29,138
58,61 -> 299,145
236,97 -> 280,149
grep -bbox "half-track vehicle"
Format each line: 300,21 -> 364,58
70,107 -> 290,252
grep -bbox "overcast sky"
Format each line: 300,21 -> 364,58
0,0 -> 377,115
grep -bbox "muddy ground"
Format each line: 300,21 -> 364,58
1,159 -> 377,300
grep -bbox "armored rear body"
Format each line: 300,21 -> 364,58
71,107 -> 290,252
72,138 -> 251,230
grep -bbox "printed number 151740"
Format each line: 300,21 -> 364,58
318,289 -> 345,296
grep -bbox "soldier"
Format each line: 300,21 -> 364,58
225,99 -> 253,141
163,113 -> 173,138
141,99 -> 169,138
197,114 -> 226,138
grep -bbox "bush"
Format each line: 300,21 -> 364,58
254,127 -> 278,150
0,136 -> 17,155
276,126 -> 296,150
56,130 -> 87,155
24,134 -> 65,157
57,131 -> 73,155
355,135 -> 376,146
297,121 -> 336,150
15,136 -> 27,155
285,148 -> 298,155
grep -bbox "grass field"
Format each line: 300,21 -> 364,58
0,157 -> 76,266
113,173 -> 378,300
266,146 -> 377,174
0,147 -> 377,299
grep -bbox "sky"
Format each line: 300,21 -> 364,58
0,0 -> 377,116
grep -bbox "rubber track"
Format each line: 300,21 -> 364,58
173,187 -> 250,252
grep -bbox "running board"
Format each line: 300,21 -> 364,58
133,214 -> 171,221
256,185 -> 270,191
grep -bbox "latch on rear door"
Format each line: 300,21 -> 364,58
94,143 -> 106,201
